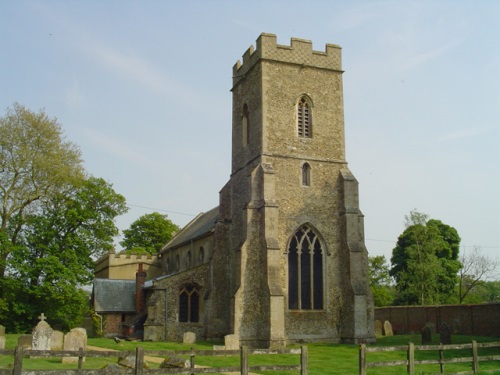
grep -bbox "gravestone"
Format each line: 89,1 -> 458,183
224,334 -> 240,350
374,320 -> 383,336
160,356 -> 190,368
51,330 -> 64,351
383,320 -> 393,336
18,335 -> 32,349
183,332 -> 196,344
118,355 -> 150,369
0,325 -> 5,336
421,326 -> 432,344
440,323 -> 451,344
62,328 -> 87,363
424,322 -> 436,334
32,313 -> 53,352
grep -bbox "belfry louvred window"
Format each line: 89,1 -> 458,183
288,224 -> 324,310
298,97 -> 311,138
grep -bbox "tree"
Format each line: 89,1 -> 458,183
1,177 -> 127,332
0,103 -> 84,283
120,212 -> 179,254
458,246 -> 499,303
390,211 -> 461,305
368,255 -> 395,307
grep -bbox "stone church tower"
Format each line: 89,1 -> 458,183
141,33 -> 374,348
213,33 -> 375,347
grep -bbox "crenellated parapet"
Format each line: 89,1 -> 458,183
94,251 -> 160,280
232,33 -> 342,87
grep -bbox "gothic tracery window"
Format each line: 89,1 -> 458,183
297,97 -> 311,138
288,224 -> 324,310
179,284 -> 200,323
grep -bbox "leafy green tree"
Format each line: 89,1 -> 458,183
390,211 -> 461,305
368,255 -> 395,307
120,212 -> 179,254
1,177 -> 127,332
0,103 -> 84,283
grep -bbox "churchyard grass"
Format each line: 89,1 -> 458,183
0,334 -> 499,374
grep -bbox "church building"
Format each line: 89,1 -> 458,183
142,33 -> 375,348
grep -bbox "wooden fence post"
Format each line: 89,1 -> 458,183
78,347 -> 84,370
471,340 -> 479,373
407,342 -> 414,375
359,344 -> 367,375
190,348 -> 195,375
13,346 -> 23,375
135,346 -> 144,375
300,345 -> 308,375
438,344 -> 444,374
240,346 -> 248,375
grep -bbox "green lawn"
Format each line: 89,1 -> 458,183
0,334 -> 499,374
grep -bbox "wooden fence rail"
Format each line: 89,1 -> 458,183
0,345 -> 307,375
359,341 -> 500,375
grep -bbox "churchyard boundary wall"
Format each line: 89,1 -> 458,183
0,346 -> 308,374
359,341 -> 500,375
375,303 -> 500,337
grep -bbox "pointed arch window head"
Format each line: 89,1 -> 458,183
242,104 -> 250,146
302,163 -> 311,186
288,224 -> 324,310
297,97 -> 312,138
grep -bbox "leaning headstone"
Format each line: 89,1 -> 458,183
118,355 -> 149,369
374,320 -> 383,336
160,356 -> 190,368
421,326 -> 432,344
383,320 -> 393,336
183,332 -> 196,344
62,328 -> 87,363
32,313 -> 53,353
440,323 -> 451,344
18,335 -> 32,349
224,334 -> 240,350
51,330 -> 64,351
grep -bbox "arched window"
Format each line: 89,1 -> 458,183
199,246 -> 205,264
179,285 -> 200,323
186,251 -> 192,269
297,96 -> 312,138
175,254 -> 180,271
242,104 -> 250,146
302,163 -> 311,186
288,224 -> 324,310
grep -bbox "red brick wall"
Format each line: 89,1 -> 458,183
375,303 -> 500,337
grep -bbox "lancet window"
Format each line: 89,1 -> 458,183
179,284 -> 200,323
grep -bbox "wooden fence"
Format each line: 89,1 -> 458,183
0,345 -> 307,375
359,341 -> 500,375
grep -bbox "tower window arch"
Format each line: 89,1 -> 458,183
288,224 -> 324,310
179,284 -> 200,323
242,104 -> 250,146
302,163 -> 311,186
297,96 -> 312,138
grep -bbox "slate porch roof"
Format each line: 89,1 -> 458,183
160,206 -> 219,252
93,279 -> 136,313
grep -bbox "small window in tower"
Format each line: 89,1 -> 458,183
242,104 -> 250,146
297,97 -> 312,138
302,163 -> 311,186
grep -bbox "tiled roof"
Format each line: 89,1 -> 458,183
161,207 -> 219,251
93,279 -> 136,313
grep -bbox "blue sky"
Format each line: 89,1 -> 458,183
1,1 -> 499,265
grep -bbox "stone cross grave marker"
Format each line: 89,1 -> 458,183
32,312 -> 53,353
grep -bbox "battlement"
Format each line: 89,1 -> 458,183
232,33 -> 342,86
